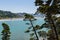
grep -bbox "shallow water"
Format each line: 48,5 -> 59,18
0,18 -> 46,40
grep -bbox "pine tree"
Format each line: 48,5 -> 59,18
23,14 -> 39,40
35,0 -> 60,40
1,23 -> 11,40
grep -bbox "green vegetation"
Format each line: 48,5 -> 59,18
0,10 -> 23,19
23,0 -> 60,40
0,0 -> 60,40
1,23 -> 11,40
35,0 -> 60,40
24,14 -> 39,40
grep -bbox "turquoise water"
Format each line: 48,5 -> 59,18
0,18 -> 46,40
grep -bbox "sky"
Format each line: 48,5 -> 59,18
0,0 -> 37,14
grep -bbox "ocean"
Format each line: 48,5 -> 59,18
0,18 -> 47,40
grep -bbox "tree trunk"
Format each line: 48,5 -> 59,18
29,19 -> 39,40
46,13 -> 59,40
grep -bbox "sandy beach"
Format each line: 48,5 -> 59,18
0,17 -> 43,21
0,18 -> 24,21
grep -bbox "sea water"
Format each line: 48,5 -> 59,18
0,18 -> 47,40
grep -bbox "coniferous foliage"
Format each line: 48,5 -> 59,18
1,23 -> 11,40
38,31 -> 47,40
23,14 -> 39,40
35,0 -> 60,40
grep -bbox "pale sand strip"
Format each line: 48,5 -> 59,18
0,17 -> 43,21
0,18 -> 23,21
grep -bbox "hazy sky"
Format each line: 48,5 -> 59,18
0,0 -> 37,14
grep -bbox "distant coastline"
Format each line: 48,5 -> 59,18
0,17 -> 43,21
0,18 -> 24,21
